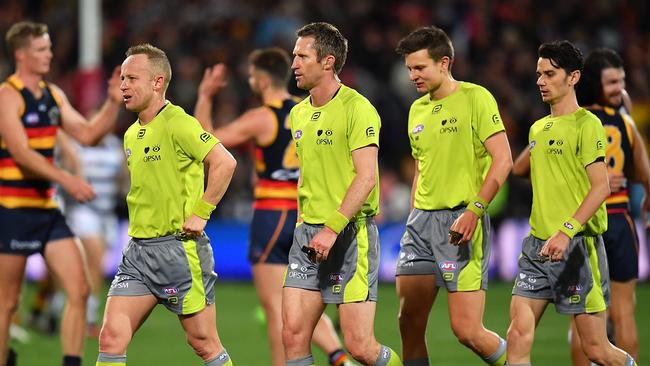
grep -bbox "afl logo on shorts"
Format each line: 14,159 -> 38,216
439,261 -> 457,271
164,287 -> 179,295
294,130 -> 303,140
412,124 -> 424,135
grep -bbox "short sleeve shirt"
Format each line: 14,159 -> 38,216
290,85 -> 380,223
123,102 -> 218,238
408,82 -> 505,210
529,108 -> 607,239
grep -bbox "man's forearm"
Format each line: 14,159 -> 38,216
337,171 -> 376,220
194,95 -> 215,133
79,100 -> 121,145
202,150 -> 236,206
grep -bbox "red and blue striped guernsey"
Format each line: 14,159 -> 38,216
0,75 -> 61,209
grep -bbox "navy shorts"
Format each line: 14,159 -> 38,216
0,206 -> 74,255
603,211 -> 639,281
248,208 -> 297,264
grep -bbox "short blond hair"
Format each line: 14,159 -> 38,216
126,43 -> 172,91
5,21 -> 48,56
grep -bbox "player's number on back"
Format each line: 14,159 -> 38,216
605,125 -> 623,173
283,115 -> 300,169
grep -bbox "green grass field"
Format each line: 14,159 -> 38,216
11,281 -> 650,365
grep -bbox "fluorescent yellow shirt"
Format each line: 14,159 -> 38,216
290,85 -> 380,223
408,82 -> 505,210
529,108 -> 607,239
124,102 -> 218,238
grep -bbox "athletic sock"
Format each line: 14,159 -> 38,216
624,353 -> 637,366
96,353 -> 126,366
375,345 -> 403,366
404,358 -> 429,366
287,355 -> 315,366
62,355 -> 81,366
483,337 -> 507,366
87,294 -> 99,325
328,348 -> 350,366
6,347 -> 17,366
205,350 -> 232,366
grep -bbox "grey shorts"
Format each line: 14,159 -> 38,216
108,234 -> 217,315
512,235 -> 610,314
395,207 -> 491,292
283,217 -> 379,304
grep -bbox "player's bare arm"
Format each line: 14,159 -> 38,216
450,131 -> 512,244
194,63 -> 227,132
308,145 -> 378,262
629,120 -> 650,220
512,148 -> 531,177
540,161 -> 610,261
55,67 -> 122,146
210,108 -> 276,148
0,85 -> 94,202
182,143 -> 237,236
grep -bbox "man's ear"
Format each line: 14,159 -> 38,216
569,70 -> 581,86
323,55 -> 336,71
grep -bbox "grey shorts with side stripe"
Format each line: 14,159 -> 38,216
512,235 -> 610,314
283,217 -> 379,304
396,207 -> 491,292
108,234 -> 217,315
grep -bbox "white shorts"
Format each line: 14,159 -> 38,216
67,205 -> 118,248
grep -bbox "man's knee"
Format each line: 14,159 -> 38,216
186,332 -> 216,360
0,292 -> 21,316
581,342 -> 607,365
398,301 -> 430,334
343,329 -> 375,363
98,323 -> 130,354
282,321 -> 306,351
65,277 -> 91,306
450,321 -> 481,348
507,318 -> 533,347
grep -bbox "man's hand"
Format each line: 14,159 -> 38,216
307,227 -> 338,263
182,214 -> 208,238
449,210 -> 479,245
608,171 -> 627,193
107,66 -> 123,104
198,64 -> 228,99
539,231 -> 570,262
61,172 -> 95,202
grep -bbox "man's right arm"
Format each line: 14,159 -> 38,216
629,120 -> 650,219
194,64 -> 275,148
194,64 -> 227,134
0,87 -> 94,202
512,148 -> 531,177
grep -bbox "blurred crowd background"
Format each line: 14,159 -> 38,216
1,0 -> 650,279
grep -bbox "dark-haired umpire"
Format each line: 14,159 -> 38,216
506,40 -> 637,366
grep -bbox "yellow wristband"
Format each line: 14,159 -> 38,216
465,196 -> 489,217
558,217 -> 582,239
324,210 -> 349,234
193,198 -> 216,220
